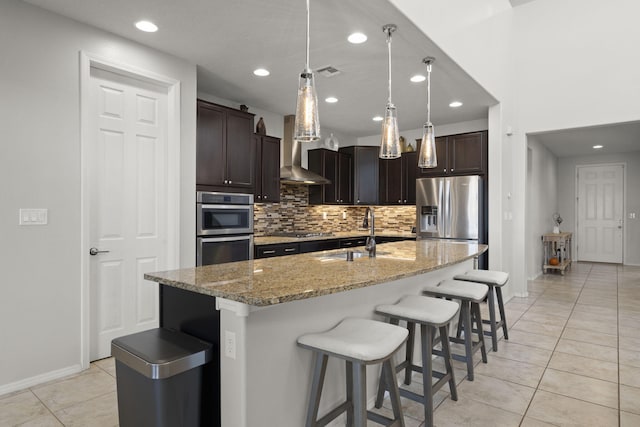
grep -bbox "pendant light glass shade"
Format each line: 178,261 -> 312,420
418,57 -> 437,168
294,0 -> 320,142
379,24 -> 401,159
294,71 -> 320,142
380,103 -> 400,158
418,122 -> 437,168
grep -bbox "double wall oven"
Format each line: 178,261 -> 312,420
196,191 -> 254,266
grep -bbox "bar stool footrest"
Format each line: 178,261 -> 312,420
367,411 -> 403,427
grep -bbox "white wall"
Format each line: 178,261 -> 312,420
558,152 -> 640,266
0,0 -> 197,394
526,138 -> 558,278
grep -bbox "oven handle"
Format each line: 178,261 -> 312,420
199,204 -> 254,211
198,235 -> 254,243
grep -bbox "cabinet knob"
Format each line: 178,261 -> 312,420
229,180 -> 232,184
257,195 -> 261,200
443,169 -> 447,172
404,200 -> 407,203
264,195 -> 267,199
398,200 -> 401,203
224,179 -> 228,184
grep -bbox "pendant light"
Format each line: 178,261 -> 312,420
418,57 -> 437,168
379,24 -> 401,159
294,0 -> 320,142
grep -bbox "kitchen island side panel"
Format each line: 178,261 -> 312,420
160,285 -> 220,427
218,259 -> 472,427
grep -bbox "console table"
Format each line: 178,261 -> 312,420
542,232 -> 572,275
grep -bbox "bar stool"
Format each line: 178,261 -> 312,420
297,318 -> 408,427
454,270 -> 509,352
374,295 -> 460,427
423,279 -> 488,381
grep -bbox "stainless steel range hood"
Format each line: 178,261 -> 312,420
280,115 -> 331,185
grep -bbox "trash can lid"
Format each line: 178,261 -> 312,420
111,328 -> 213,379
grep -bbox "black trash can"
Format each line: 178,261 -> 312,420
111,328 -> 213,427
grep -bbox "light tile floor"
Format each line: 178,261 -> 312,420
1,262 -> 639,426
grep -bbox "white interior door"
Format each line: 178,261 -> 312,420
576,164 -> 624,263
88,67 -> 168,360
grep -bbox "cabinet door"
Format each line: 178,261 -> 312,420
253,134 -> 263,201
379,157 -> 402,204
225,110 -> 254,188
338,152 -> 352,204
260,136 -> 281,202
449,131 -> 486,175
196,103 -> 226,186
402,152 -> 417,204
353,147 -> 379,205
417,136 -> 448,177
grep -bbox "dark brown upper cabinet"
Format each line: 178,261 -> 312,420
308,148 -> 352,205
339,146 -> 378,205
196,100 -> 255,192
417,130 -> 487,177
379,152 -> 417,205
254,134 -> 281,203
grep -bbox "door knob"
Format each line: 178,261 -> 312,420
89,247 -> 110,256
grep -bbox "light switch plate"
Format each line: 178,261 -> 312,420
19,208 -> 48,225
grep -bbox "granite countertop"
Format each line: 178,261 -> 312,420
254,231 -> 417,245
145,240 -> 487,307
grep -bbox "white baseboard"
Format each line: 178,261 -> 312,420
0,364 -> 83,397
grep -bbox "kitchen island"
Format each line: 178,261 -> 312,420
145,239 -> 487,427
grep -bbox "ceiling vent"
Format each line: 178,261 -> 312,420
316,66 -> 341,78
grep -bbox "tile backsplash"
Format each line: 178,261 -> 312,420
254,184 -> 415,235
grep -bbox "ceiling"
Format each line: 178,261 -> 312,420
23,0 -> 497,137
531,121 -> 640,158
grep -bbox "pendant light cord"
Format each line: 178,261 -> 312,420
386,29 -> 392,104
426,62 -> 432,123
305,0 -> 310,73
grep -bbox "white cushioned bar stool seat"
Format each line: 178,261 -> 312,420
298,318 -> 408,427
454,270 -> 510,352
374,296 -> 459,427
423,280 -> 489,381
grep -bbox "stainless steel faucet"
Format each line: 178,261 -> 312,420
363,207 -> 376,257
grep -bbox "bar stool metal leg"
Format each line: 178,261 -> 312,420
404,322 -> 416,386
486,287 -> 499,351
306,353 -> 328,427
472,303 -> 488,363
439,325 -> 457,401
496,287 -> 509,340
346,361 -> 353,426
353,362 -> 367,426
421,324 -> 434,427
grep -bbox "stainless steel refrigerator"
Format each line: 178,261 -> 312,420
416,176 -> 481,241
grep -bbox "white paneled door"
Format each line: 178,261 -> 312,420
576,164 -> 624,263
88,67 -> 168,360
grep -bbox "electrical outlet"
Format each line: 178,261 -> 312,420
342,212 -> 347,219
322,212 -> 328,220
629,212 -> 637,219
224,331 -> 236,359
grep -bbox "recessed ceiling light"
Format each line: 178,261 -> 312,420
347,32 -> 367,44
593,145 -> 603,149
135,20 -> 158,33
372,116 -> 383,122
325,97 -> 338,103
449,101 -> 463,108
410,75 -> 426,83
253,68 -> 270,77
